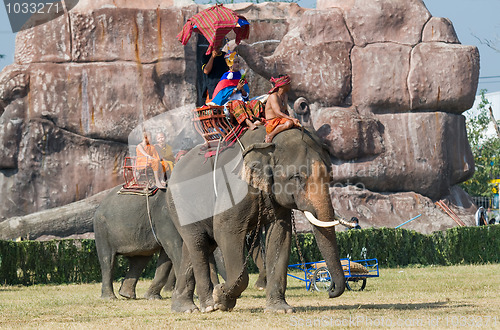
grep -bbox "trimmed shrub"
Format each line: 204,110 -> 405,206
0,226 -> 499,285
0,239 -> 157,285
290,226 -> 500,268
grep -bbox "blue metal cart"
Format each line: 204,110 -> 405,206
287,258 -> 379,291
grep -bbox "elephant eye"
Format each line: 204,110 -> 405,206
291,174 -> 306,188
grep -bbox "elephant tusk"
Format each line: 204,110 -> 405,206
336,217 -> 357,228
304,211 -> 340,228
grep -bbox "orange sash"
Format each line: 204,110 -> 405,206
265,117 -> 293,134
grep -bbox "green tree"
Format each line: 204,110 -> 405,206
460,89 -> 500,197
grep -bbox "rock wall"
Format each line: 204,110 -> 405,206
0,0 -> 479,234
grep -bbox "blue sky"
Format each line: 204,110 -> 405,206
1,0 -> 500,93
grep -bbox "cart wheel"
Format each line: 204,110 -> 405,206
346,278 -> 366,291
313,266 -> 334,292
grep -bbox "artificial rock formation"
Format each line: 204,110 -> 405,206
0,0 -> 479,236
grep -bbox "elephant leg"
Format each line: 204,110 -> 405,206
152,199 -> 197,312
182,239 -> 217,312
253,252 -> 267,290
209,253 -> 220,287
247,229 -> 266,290
119,255 -> 151,299
94,223 -> 117,299
214,231 -> 249,312
144,249 -> 172,299
163,263 -> 176,291
170,243 -> 198,313
264,212 -> 293,313
213,247 -> 227,281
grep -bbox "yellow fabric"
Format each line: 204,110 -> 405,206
155,143 -> 175,163
161,160 -> 174,173
155,143 -> 175,173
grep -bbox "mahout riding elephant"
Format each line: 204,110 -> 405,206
167,126 -> 346,313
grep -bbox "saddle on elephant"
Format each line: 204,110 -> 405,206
121,156 -> 160,195
192,105 -> 234,146
121,132 -> 168,193
192,101 -> 266,159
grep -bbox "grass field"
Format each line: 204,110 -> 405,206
0,264 -> 499,329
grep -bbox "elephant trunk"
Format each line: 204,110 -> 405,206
301,162 -> 346,297
310,214 -> 346,298
237,43 -> 277,79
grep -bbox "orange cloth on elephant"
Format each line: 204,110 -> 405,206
265,117 -> 295,134
136,144 -> 161,171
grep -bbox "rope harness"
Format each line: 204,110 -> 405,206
145,185 -> 161,246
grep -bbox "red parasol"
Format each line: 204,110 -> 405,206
177,4 -> 250,55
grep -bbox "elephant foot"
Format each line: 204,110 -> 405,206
183,308 -> 199,313
119,288 -> 136,299
265,302 -> 295,314
171,299 -> 199,313
100,292 -> 117,300
200,305 -> 218,313
198,295 -> 217,313
213,284 -> 237,312
254,277 -> 266,291
144,292 -> 162,300
172,304 -> 199,313
100,287 -> 117,299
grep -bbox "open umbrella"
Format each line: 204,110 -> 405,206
177,4 -> 250,55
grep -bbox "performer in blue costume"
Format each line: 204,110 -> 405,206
211,52 -> 249,105
211,52 -> 263,130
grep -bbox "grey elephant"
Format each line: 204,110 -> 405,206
93,185 -> 232,302
166,126 -> 346,313
94,185 -> 199,304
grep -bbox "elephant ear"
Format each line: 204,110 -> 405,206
239,142 -> 275,194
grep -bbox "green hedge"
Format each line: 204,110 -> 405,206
0,240 -> 158,285
288,226 -> 500,268
1,226 -> 499,285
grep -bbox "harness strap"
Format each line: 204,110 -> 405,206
145,187 -> 161,246
213,138 -> 222,198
